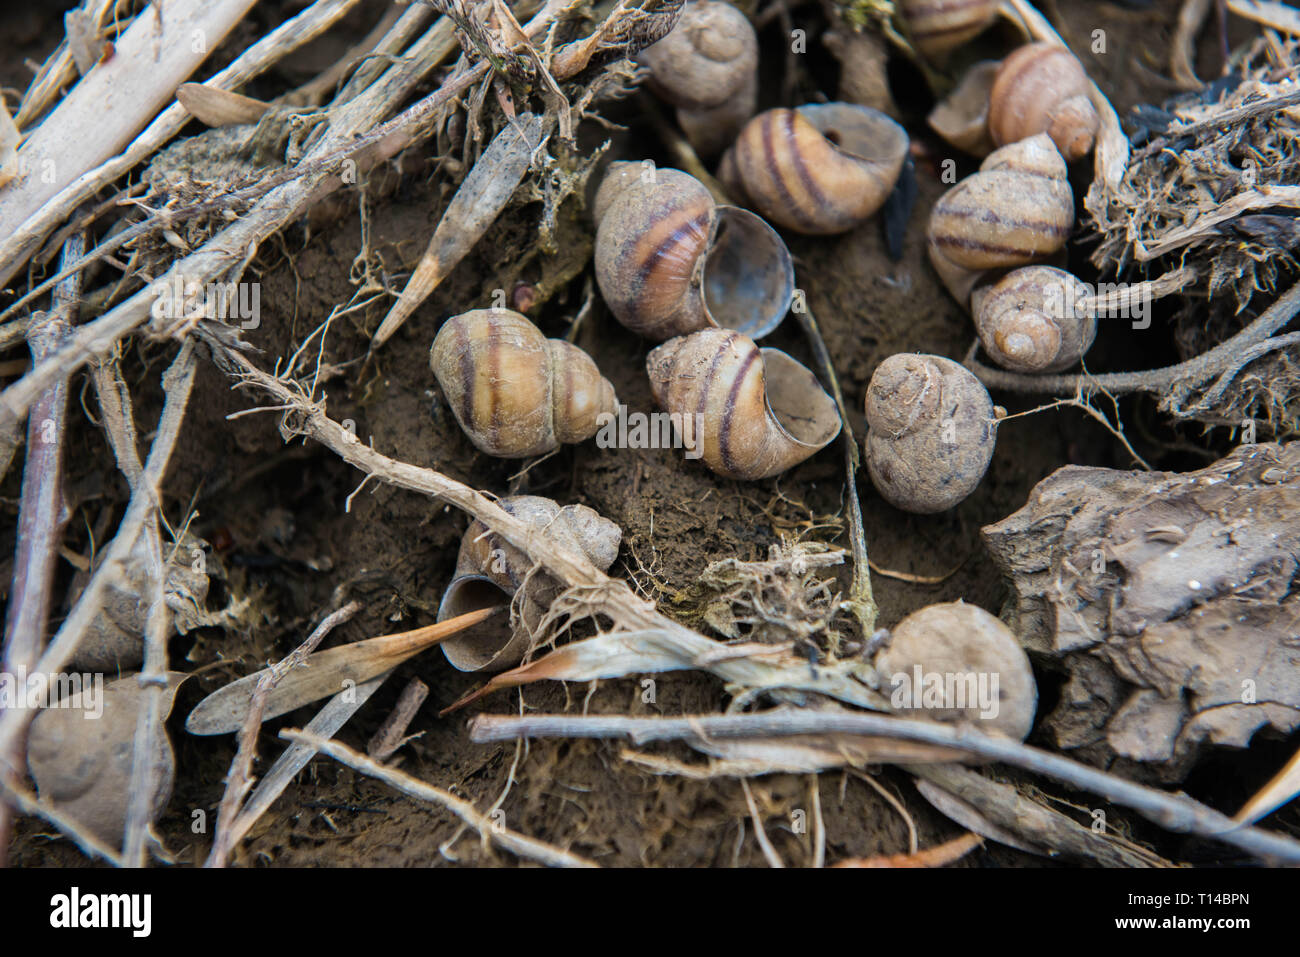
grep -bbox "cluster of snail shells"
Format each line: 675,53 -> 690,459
638,0 -> 758,157
929,41 -> 1100,163
429,308 -> 616,458
437,495 -> 621,672
864,353 -> 997,513
927,132 -> 1074,306
594,163 -> 794,341
719,103 -> 910,235
874,601 -> 1037,742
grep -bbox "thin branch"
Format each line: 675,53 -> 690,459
466,710 -> 1300,864
0,235 -> 82,865
280,729 -> 598,868
0,342 -> 197,770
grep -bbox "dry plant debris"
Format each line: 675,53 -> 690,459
2,0 -> 1300,872
984,441 -> 1300,782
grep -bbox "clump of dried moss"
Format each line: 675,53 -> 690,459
1090,33 -> 1300,312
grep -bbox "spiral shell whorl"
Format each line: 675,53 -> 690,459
721,104 -> 908,235
974,265 -> 1096,372
989,42 -> 1099,161
646,329 -> 841,479
864,354 -> 995,513
638,0 -> 757,112
430,309 -> 616,457
927,133 -> 1073,272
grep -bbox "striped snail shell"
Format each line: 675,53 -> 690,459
972,265 -> 1096,372
437,496 -> 621,671
638,0 -> 758,156
718,103 -> 909,235
864,353 -> 996,513
646,328 -> 842,480
927,133 -> 1073,303
429,308 -> 617,458
896,0 -> 998,62
594,163 -> 794,341
989,42 -> 1099,161
928,60 -> 999,156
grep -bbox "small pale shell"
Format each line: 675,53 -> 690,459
972,265 -> 1096,372
874,601 -> 1037,742
437,496 -> 622,671
864,353 -> 996,513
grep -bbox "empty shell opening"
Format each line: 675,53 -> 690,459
702,207 -> 794,340
797,102 -> 907,166
438,575 -> 512,672
761,349 -> 842,449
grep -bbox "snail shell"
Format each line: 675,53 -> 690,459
27,672 -> 187,847
927,59 -> 999,156
989,42 -> 1099,162
864,353 -> 996,513
874,601 -> 1037,742
594,163 -> 794,341
897,0 -> 998,62
927,133 -> 1074,302
430,308 -> 617,458
972,265 -> 1096,372
638,0 -> 758,156
646,328 -> 842,480
437,496 -> 622,671
718,103 -> 909,235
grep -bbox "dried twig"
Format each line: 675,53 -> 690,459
0,342 -> 197,773
467,710 -> 1300,864
280,729 -> 597,867
0,236 -> 82,864
832,832 -> 982,868
792,302 -> 877,638
0,0 -> 366,289
205,600 -> 363,867
368,678 -> 430,761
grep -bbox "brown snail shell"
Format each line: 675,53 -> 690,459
638,0 -> 758,156
594,163 -> 794,341
897,0 -> 998,62
864,353 -> 996,513
927,59 -> 999,156
27,672 -> 187,848
874,601 -> 1037,742
972,265 -> 1096,372
430,308 -> 617,458
988,42 -> 1099,162
646,328 -> 842,480
437,496 -> 621,672
718,103 -> 909,235
926,133 -> 1074,302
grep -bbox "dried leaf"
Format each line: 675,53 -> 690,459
186,607 -> 502,735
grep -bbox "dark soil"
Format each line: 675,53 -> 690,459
4,0 -> 1290,867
